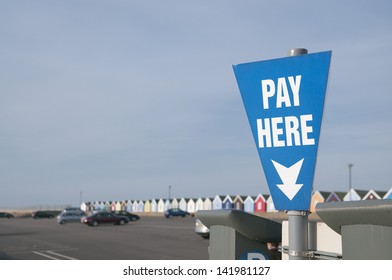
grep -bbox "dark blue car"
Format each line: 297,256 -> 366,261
0,212 -> 14,219
164,208 -> 190,218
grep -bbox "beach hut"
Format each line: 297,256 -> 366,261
310,191 -> 330,213
171,198 -> 179,209
115,201 -> 122,211
203,197 -> 212,210
144,200 -> 151,213
164,199 -> 171,211
384,188 -> 392,199
104,201 -> 111,211
213,195 -> 224,210
97,201 -> 105,211
157,199 -> 165,213
244,196 -> 255,213
179,198 -> 187,211
363,189 -> 380,200
150,199 -> 158,212
325,192 -> 345,203
91,201 -> 99,211
266,195 -> 277,212
343,189 -> 368,201
195,198 -> 204,212
125,200 -> 133,212
110,201 -> 115,211
187,199 -> 196,214
254,194 -> 267,212
222,195 -> 234,209
120,201 -> 127,211
233,195 -> 247,211
80,202 -> 88,212
137,201 -> 144,212
132,200 -> 139,212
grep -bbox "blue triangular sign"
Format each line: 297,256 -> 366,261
233,51 -> 332,211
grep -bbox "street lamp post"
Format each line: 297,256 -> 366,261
168,185 -> 172,208
79,191 -> 83,206
348,163 -> 353,200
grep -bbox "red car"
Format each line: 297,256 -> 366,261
82,211 -> 129,226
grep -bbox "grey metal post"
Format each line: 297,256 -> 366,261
288,48 -> 308,56
308,221 -> 317,252
348,163 -> 353,201
287,48 -> 310,260
287,210 -> 309,259
168,185 -> 172,208
79,191 -> 83,206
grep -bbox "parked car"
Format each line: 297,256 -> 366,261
195,218 -> 210,239
164,208 -> 190,218
32,211 -> 55,219
81,211 -> 129,226
57,211 -> 86,224
62,207 -> 84,214
111,211 -> 140,221
0,212 -> 14,219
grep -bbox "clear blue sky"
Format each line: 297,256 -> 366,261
1,1 -> 391,208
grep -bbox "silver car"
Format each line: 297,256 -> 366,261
57,211 -> 86,224
195,218 -> 210,238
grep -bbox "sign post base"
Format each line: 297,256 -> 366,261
287,210 -> 309,260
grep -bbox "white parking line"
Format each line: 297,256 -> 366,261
33,251 -> 58,260
33,250 -> 78,260
46,250 -> 78,260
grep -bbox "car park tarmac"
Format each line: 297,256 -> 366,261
0,216 -> 208,260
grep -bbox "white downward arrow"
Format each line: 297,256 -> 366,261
271,159 -> 304,200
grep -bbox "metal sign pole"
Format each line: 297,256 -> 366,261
287,210 -> 309,259
287,48 -> 309,260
